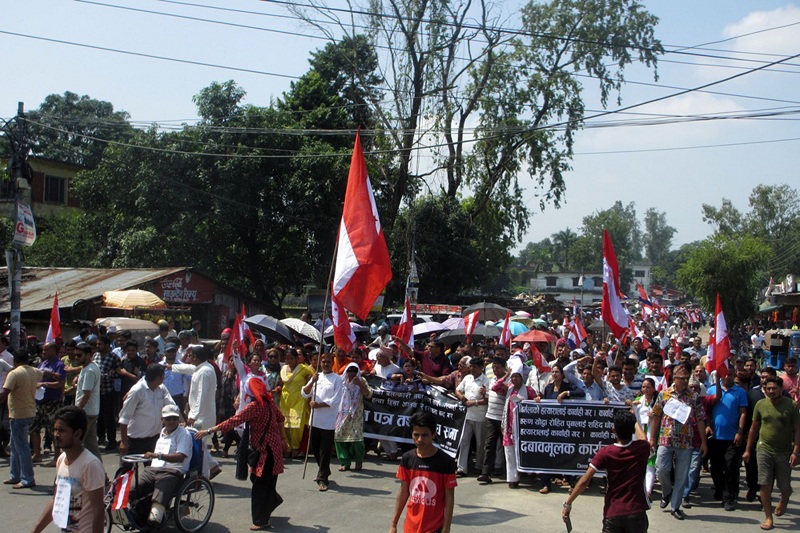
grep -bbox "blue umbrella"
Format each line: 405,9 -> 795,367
504,320 -> 529,335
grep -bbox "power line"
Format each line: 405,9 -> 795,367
574,136 -> 800,156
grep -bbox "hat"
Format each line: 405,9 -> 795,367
107,326 -> 117,333
162,404 -> 181,418
555,338 -> 567,347
164,343 -> 178,352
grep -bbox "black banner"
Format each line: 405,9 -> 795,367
515,400 -> 622,475
362,375 -> 467,457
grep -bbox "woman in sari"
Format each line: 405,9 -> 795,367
264,347 -> 283,407
334,363 -> 372,471
498,370 -> 537,488
196,379 -> 286,531
279,349 -> 312,458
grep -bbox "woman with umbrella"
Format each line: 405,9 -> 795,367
196,379 -> 287,531
279,348 -> 313,458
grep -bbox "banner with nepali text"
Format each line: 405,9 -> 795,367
362,375 -> 467,458
514,400 -> 623,476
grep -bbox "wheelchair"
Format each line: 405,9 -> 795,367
104,430 -> 214,532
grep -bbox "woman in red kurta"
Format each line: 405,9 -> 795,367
196,379 -> 287,531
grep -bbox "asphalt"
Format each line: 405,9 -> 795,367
2,445 -> 799,532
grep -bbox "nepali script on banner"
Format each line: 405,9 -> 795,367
362,375 -> 467,458
514,400 -> 622,476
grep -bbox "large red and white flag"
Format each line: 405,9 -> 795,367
331,291 -> 356,353
714,294 -> 731,378
224,313 -> 244,360
601,229 -> 629,339
498,311 -> 512,348
332,131 -> 392,320
463,310 -> 480,344
45,292 -> 61,343
395,297 -> 413,346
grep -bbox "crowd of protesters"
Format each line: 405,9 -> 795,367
1,308 -> 799,532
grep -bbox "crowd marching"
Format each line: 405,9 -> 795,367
1,308 -> 799,533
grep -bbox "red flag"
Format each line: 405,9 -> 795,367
112,469 -> 134,510
331,291 -> 355,353
395,297 -> 413,346
332,131 -> 392,320
45,292 -> 61,343
240,303 -> 256,348
601,229 -> 629,339
714,294 -> 731,378
498,311 -> 512,348
463,310 -> 480,345
530,344 -> 551,374
224,313 -> 243,361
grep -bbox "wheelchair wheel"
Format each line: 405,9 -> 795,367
104,508 -> 113,533
173,476 -> 214,532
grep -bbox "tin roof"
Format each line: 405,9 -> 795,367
0,267 -> 187,312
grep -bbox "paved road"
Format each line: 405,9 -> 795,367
2,447 -> 798,532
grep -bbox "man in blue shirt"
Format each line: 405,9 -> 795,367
706,368 -> 749,511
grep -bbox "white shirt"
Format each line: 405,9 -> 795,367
150,425 -> 193,474
373,362 -> 401,379
187,361 -> 217,428
302,371 -> 343,430
457,373 -> 490,421
0,349 -> 13,388
118,378 -> 177,438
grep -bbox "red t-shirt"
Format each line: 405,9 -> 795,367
396,448 -> 457,533
590,440 -> 650,519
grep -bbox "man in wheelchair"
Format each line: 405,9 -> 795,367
132,404 -> 193,528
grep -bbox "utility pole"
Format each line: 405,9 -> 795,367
5,102 -> 28,351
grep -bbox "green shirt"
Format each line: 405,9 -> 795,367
753,396 -> 800,455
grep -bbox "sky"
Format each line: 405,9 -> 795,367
2,0 -> 798,253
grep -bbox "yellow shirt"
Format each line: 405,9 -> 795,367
4,365 -> 43,419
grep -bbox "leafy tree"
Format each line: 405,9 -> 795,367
24,91 -> 133,168
551,228 -> 578,270
289,0 -> 662,245
701,198 -> 743,237
571,201 -> 641,287
642,207 -> 676,266
676,234 -> 769,326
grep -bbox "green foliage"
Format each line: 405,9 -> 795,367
676,234 -> 769,326
24,211 -> 98,267
571,201 -> 641,286
25,91 -> 133,168
642,207 -> 676,267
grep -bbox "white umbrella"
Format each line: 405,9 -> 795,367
412,321 -> 448,337
323,322 -> 369,338
280,318 -> 322,343
515,310 -> 532,317
441,317 -> 464,330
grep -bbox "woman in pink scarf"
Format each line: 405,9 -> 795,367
497,369 -> 537,488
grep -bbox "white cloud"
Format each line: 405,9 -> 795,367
723,5 -> 800,56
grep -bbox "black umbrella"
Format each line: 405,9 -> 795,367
244,314 -> 295,344
437,324 -> 502,344
462,302 -> 511,322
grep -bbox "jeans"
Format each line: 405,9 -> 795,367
683,447 -> 702,498
656,445 -> 692,511
9,418 -> 35,485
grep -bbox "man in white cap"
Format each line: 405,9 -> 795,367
133,404 -> 193,528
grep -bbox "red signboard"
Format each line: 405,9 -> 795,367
150,272 -> 216,304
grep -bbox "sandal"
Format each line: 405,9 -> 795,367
338,466 -> 350,472
760,521 -> 774,531
354,463 -> 363,471
249,523 -> 272,530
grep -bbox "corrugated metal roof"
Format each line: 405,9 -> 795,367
0,267 -> 187,312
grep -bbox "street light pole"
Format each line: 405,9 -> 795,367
5,102 -> 27,351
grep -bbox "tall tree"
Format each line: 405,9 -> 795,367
551,228 -> 578,270
289,0 -> 661,237
676,234 -> 769,327
642,207 -> 676,267
571,201 -> 641,287
24,91 -> 134,168
701,198 -> 744,237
